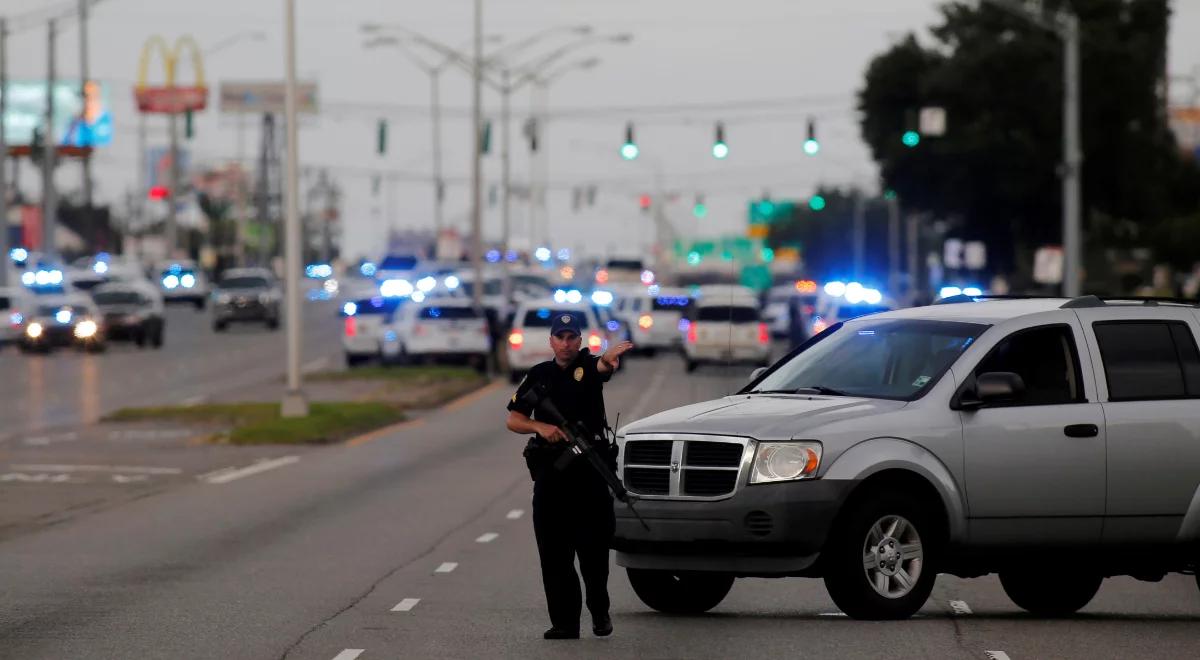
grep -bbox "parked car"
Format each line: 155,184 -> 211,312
506,300 -> 606,383
91,283 -> 165,348
156,259 -> 209,309
683,287 -> 770,371
614,287 -> 691,356
212,268 -> 281,331
392,298 -> 490,371
614,295 -> 1200,620
18,293 -> 106,352
0,286 -> 33,348
341,296 -> 405,367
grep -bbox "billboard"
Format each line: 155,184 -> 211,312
1,80 -> 113,147
219,81 -> 319,114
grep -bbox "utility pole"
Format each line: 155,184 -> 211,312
431,69 -> 444,236
281,0 -> 307,417
469,0 -> 484,313
852,192 -> 866,280
500,68 -> 512,260
887,194 -> 900,298
42,19 -> 58,259
78,0 -> 93,250
1062,14 -> 1081,297
0,18 -> 9,286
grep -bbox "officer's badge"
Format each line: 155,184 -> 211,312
573,367 -> 584,382
561,315 -> 572,324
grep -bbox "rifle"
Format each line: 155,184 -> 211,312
520,385 -> 650,531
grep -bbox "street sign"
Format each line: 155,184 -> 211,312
219,81 -> 319,114
1033,246 -> 1064,285
135,36 -> 209,114
919,107 -> 947,137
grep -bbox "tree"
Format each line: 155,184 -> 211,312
858,0 -> 1200,279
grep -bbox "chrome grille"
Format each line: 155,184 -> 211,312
621,435 -> 750,500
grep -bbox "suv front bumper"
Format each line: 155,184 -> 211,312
613,478 -> 856,575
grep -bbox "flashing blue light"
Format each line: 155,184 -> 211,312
305,264 -> 333,279
606,320 -> 619,331
566,289 -> 583,304
486,250 -> 501,263
444,275 -> 460,290
863,288 -> 883,305
411,291 -> 426,303
534,247 -> 552,263
96,252 -> 111,262
168,264 -> 183,274
343,302 -> 357,316
21,272 -> 35,286
505,250 -> 518,263
963,287 -> 984,297
591,290 -> 614,306
92,261 -> 109,275
370,296 -> 384,308
180,273 -> 197,289
428,307 -> 442,318
553,289 -> 568,303
824,281 -> 847,297
416,276 -> 437,292
537,308 -> 552,319
11,312 -> 24,326
384,330 -> 398,342
656,296 -> 689,307
939,286 -> 963,299
557,248 -> 570,262
380,279 -> 414,298
678,318 -> 690,332
360,262 -> 377,277
55,310 -> 72,324
10,248 -> 29,264
844,282 -> 866,304
163,275 -> 180,290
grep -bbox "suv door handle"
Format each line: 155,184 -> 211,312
1063,424 -> 1099,438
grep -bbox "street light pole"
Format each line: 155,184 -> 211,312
43,19 -> 58,259
78,0 -> 93,242
470,0 -> 484,313
431,68 -> 444,236
0,18 -> 8,287
281,0 -> 307,417
1062,14 -> 1081,297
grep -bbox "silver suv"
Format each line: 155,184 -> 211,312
615,295 -> 1200,620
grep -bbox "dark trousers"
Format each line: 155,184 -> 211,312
532,474 -> 615,632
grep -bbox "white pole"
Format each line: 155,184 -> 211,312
470,0 -> 484,312
281,0 -> 307,417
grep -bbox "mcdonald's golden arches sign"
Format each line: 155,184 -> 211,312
134,35 -> 208,114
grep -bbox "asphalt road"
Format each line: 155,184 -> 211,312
1,348 -> 1198,659
0,299 -> 343,438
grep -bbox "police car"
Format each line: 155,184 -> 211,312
18,293 -> 106,353
682,285 -> 771,371
156,260 -> 209,309
341,296 -> 405,367
506,299 -> 605,383
614,287 -> 691,356
92,283 -> 165,348
392,298 -> 491,371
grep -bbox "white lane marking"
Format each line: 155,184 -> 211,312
0,473 -> 75,483
506,509 -> 524,520
111,475 -> 150,484
985,652 -> 1011,660
196,466 -> 238,481
475,532 -> 499,543
181,395 -> 207,407
11,464 -> 183,475
435,562 -> 458,573
950,600 -> 973,615
330,651 -> 364,660
392,598 -> 421,612
302,356 -> 330,373
818,612 -> 846,617
203,456 -> 299,484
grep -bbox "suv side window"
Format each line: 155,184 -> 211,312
973,325 -> 1084,406
1092,321 -> 1200,401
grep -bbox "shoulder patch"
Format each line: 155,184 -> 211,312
573,366 -> 584,382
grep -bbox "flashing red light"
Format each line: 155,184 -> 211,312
638,194 -> 651,210
509,330 -> 524,348
687,322 -> 698,343
343,317 -> 357,337
148,185 -> 170,200
758,322 -> 770,345
588,333 -> 603,352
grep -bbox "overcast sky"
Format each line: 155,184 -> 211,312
4,0 -> 1199,261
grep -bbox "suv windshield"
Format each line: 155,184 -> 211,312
459,280 -> 503,297
652,296 -> 691,311
93,291 -> 142,305
523,308 -> 588,328
697,305 -> 758,323
418,306 -> 479,320
219,277 -> 269,290
752,319 -> 987,401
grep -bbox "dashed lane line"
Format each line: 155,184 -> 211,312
950,600 -> 973,615
985,652 -> 1011,660
201,456 -> 299,484
435,562 -> 458,573
391,598 -> 421,612
10,464 -> 183,475
506,509 -> 524,520
330,650 -> 364,660
475,532 -> 499,543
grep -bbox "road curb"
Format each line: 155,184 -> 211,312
344,379 -> 505,448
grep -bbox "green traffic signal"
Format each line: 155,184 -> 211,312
621,142 -> 639,160
902,130 -> 920,148
809,195 -> 826,211
693,202 -> 708,218
803,138 -> 820,156
712,142 -> 728,159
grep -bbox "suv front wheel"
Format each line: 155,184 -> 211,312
999,570 -> 1100,617
823,491 -> 938,620
626,569 -> 733,614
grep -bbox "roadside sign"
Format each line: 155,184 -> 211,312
919,107 -> 947,137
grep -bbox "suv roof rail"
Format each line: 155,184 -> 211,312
934,294 -> 1065,305
1061,295 -> 1200,309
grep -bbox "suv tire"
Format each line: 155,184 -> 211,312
999,571 -> 1100,617
626,569 -> 733,614
823,491 -> 937,620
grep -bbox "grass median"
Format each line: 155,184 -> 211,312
105,402 -> 407,445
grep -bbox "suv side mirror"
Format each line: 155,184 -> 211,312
956,371 -> 1025,410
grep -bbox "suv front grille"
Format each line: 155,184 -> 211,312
622,436 -> 748,500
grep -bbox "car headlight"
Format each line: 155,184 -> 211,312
26,322 -> 43,339
259,292 -> 278,304
216,293 -> 233,304
750,441 -> 822,484
74,320 -> 99,339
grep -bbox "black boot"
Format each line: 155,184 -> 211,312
543,627 -> 580,640
592,613 -> 613,637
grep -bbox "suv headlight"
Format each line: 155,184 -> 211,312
216,293 -> 232,304
750,441 -> 822,484
258,292 -> 276,304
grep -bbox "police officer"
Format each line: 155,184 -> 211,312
505,312 -> 633,640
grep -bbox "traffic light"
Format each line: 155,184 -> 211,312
621,122 -> 639,160
481,120 -> 492,155
638,193 -> 651,211
803,118 -> 819,156
902,130 -> 920,148
377,119 -> 387,155
185,110 -> 194,140
712,122 -> 728,159
809,195 -> 826,211
693,194 -> 707,218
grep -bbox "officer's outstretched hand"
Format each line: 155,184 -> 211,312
601,341 -> 635,371
537,422 -> 567,443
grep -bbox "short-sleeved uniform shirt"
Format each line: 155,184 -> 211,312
507,347 -> 612,433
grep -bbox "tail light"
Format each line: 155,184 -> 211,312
588,333 -> 603,352
638,314 -> 653,330
758,323 -> 770,345
343,317 -> 357,337
687,323 -> 698,343
509,330 -> 524,349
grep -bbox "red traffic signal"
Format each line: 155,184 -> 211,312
638,194 -> 651,210
148,185 -> 170,200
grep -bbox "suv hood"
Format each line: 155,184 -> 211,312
97,304 -> 146,316
621,394 -> 907,440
